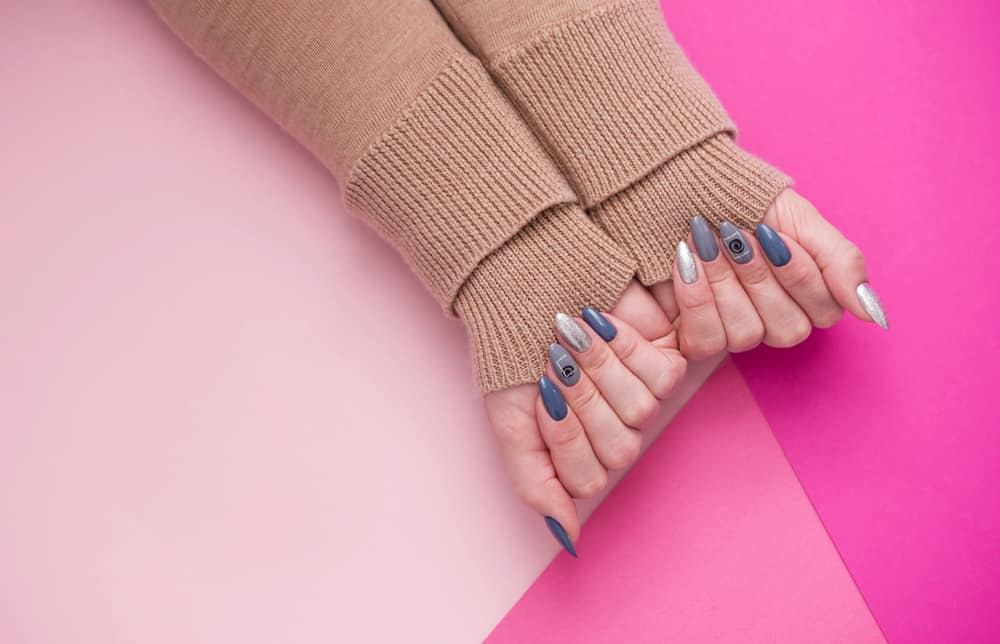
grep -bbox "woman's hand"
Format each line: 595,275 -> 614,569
651,188 -> 888,357
483,281 -> 686,555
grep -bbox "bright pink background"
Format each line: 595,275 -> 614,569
664,1 -> 1000,641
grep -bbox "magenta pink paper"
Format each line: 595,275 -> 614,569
666,0 -> 1000,642
487,360 -> 883,642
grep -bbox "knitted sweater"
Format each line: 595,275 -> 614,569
148,0 -> 789,392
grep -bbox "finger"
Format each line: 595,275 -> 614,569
609,279 -> 675,341
718,221 -> 813,348
754,223 -> 843,328
690,216 -> 765,352
554,312 -> 659,429
547,345 -> 641,471
536,376 -> 608,499
597,311 -> 684,400
672,241 -> 727,359
649,280 -> 680,325
763,189 -> 888,329
484,386 -> 581,552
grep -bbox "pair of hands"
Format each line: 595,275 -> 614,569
483,189 -> 887,554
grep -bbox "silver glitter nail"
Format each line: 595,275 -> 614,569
554,312 -> 592,352
677,240 -> 698,284
856,282 -> 889,330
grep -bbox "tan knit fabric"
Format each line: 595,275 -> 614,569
148,0 -> 637,392
591,135 -> 791,284
437,0 -> 735,207
435,0 -> 789,283
457,203 -> 635,392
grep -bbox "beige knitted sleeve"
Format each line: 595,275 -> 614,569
434,0 -> 791,284
148,0 -> 635,392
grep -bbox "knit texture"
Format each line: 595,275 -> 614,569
345,55 -> 580,311
456,203 -> 635,392
486,0 -> 734,207
591,134 -> 792,285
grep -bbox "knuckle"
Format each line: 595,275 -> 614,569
739,263 -> 772,288
611,331 -> 640,363
770,317 -> 813,347
649,360 -> 684,399
813,306 -> 844,329
680,288 -> 716,312
727,322 -> 765,353
571,383 -> 604,417
604,437 -> 641,470
545,419 -> 582,448
780,262 -> 815,291
573,471 -> 608,499
620,394 -> 659,428
583,344 -> 616,373
684,330 -> 726,360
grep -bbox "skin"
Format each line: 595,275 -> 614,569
483,188 -> 880,547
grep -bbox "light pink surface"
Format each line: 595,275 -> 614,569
488,361 -> 883,643
664,0 -> 1000,642
0,3 -> 785,643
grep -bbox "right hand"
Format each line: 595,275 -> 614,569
483,280 -> 686,553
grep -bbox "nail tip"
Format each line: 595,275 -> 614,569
544,516 -> 578,557
856,282 -> 890,330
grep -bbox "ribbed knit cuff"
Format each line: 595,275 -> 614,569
590,135 -> 791,285
488,0 -> 734,207
345,55 -> 578,312
456,203 -> 636,393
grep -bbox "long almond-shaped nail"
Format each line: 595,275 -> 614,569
856,282 -> 889,330
544,516 -> 578,557
581,306 -> 617,341
539,376 -> 568,421
691,215 -> 719,261
555,312 -> 591,352
755,223 -> 791,267
549,343 -> 581,386
676,240 -> 698,284
719,221 -> 754,264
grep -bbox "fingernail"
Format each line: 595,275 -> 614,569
539,376 -> 568,421
691,215 -> 719,261
755,223 -> 791,267
676,240 -> 698,284
555,312 -> 592,352
720,221 -> 754,264
544,516 -> 578,557
856,282 -> 889,330
581,306 -> 617,341
549,343 -> 581,386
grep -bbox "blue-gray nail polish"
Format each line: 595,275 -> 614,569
755,223 -> 791,267
691,215 -> 719,261
539,376 -> 568,421
581,307 -> 617,341
544,516 -> 578,557
719,221 -> 754,264
549,343 -> 581,387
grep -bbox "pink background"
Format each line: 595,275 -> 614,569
2,0 -> 998,642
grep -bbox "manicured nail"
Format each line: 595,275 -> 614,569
691,215 -> 719,261
549,343 -> 581,387
555,312 -> 591,352
719,221 -> 754,264
755,223 -> 791,267
544,516 -> 578,557
539,376 -> 568,421
856,282 -> 889,330
676,240 -> 698,284
581,306 -> 617,342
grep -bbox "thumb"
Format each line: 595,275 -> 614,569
763,189 -> 888,329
